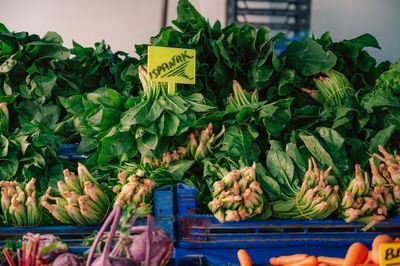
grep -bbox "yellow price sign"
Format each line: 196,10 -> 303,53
380,243 -> 400,266
147,46 -> 196,95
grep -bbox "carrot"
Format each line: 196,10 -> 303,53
317,256 -> 345,266
318,263 -> 329,266
237,249 -> 252,266
371,234 -> 393,264
344,242 -> 369,266
286,256 -> 318,266
394,237 -> 400,243
364,251 -> 373,264
356,264 -> 379,266
270,254 -> 308,265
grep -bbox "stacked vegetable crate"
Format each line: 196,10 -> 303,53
0,145 -> 175,253
0,197 -> 175,254
174,185 -> 400,264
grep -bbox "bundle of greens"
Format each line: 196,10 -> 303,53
59,87 -> 131,165
118,65 -> 215,162
0,178 -> 43,226
0,23 -> 139,133
272,158 -> 340,220
340,163 -> 388,231
226,81 -> 259,110
142,147 -> 187,170
208,162 -> 265,223
135,0 -> 283,109
41,163 -> 110,225
0,102 -> 9,131
0,103 -> 63,191
302,69 -> 354,106
112,170 -> 156,218
372,145 -> 400,213
313,31 -> 390,90
186,123 -> 225,161
0,26 -> 71,133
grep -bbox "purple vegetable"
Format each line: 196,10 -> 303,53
23,233 -> 58,252
86,206 -> 173,266
52,253 -> 84,266
38,248 -> 67,264
87,206 -> 138,266
128,227 -> 173,265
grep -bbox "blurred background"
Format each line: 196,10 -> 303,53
0,0 -> 398,62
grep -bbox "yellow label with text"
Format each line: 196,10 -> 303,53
147,46 -> 196,84
380,243 -> 400,266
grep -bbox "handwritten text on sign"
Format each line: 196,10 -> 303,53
380,243 -> 400,266
147,46 -> 196,84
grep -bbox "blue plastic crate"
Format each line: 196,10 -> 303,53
0,216 -> 175,253
136,215 -> 175,242
177,213 -> 400,249
177,184 -> 196,214
154,185 -> 174,217
175,246 -> 350,265
57,143 -> 87,161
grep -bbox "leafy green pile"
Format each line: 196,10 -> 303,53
0,23 -> 141,141
0,23 -> 141,193
376,58 -> 400,97
0,0 -> 400,228
0,117 -> 62,189
135,0 -> 283,109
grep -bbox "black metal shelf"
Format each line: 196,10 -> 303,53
227,0 -> 312,35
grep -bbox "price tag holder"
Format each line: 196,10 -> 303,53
147,46 -> 196,95
380,243 -> 400,266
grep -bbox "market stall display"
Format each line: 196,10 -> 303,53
0,0 -> 400,264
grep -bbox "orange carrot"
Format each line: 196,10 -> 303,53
317,256 -> 345,266
356,264 -> 379,266
237,249 -> 252,266
364,251 -> 374,264
286,256 -> 318,266
344,242 -> 369,266
318,263 -> 329,266
269,254 -> 308,265
371,234 -> 393,264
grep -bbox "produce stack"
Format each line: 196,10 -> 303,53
186,123 -> 225,161
140,122 -> 224,169
340,145 -> 400,231
143,148 -> 187,169
41,163 -> 110,225
0,178 -> 42,226
302,69 -> 354,106
0,0 -> 399,235
208,162 -> 264,223
226,80 -> 259,109
272,158 -> 340,220
340,164 -> 386,231
112,170 -> 156,217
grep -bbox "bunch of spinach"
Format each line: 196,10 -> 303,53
118,67 -> 215,161
0,25 -> 70,132
0,117 -> 64,190
313,31 -> 391,91
58,87 -> 134,167
135,0 -> 283,109
0,23 -> 141,139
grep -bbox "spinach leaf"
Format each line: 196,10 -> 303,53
281,39 -> 337,76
